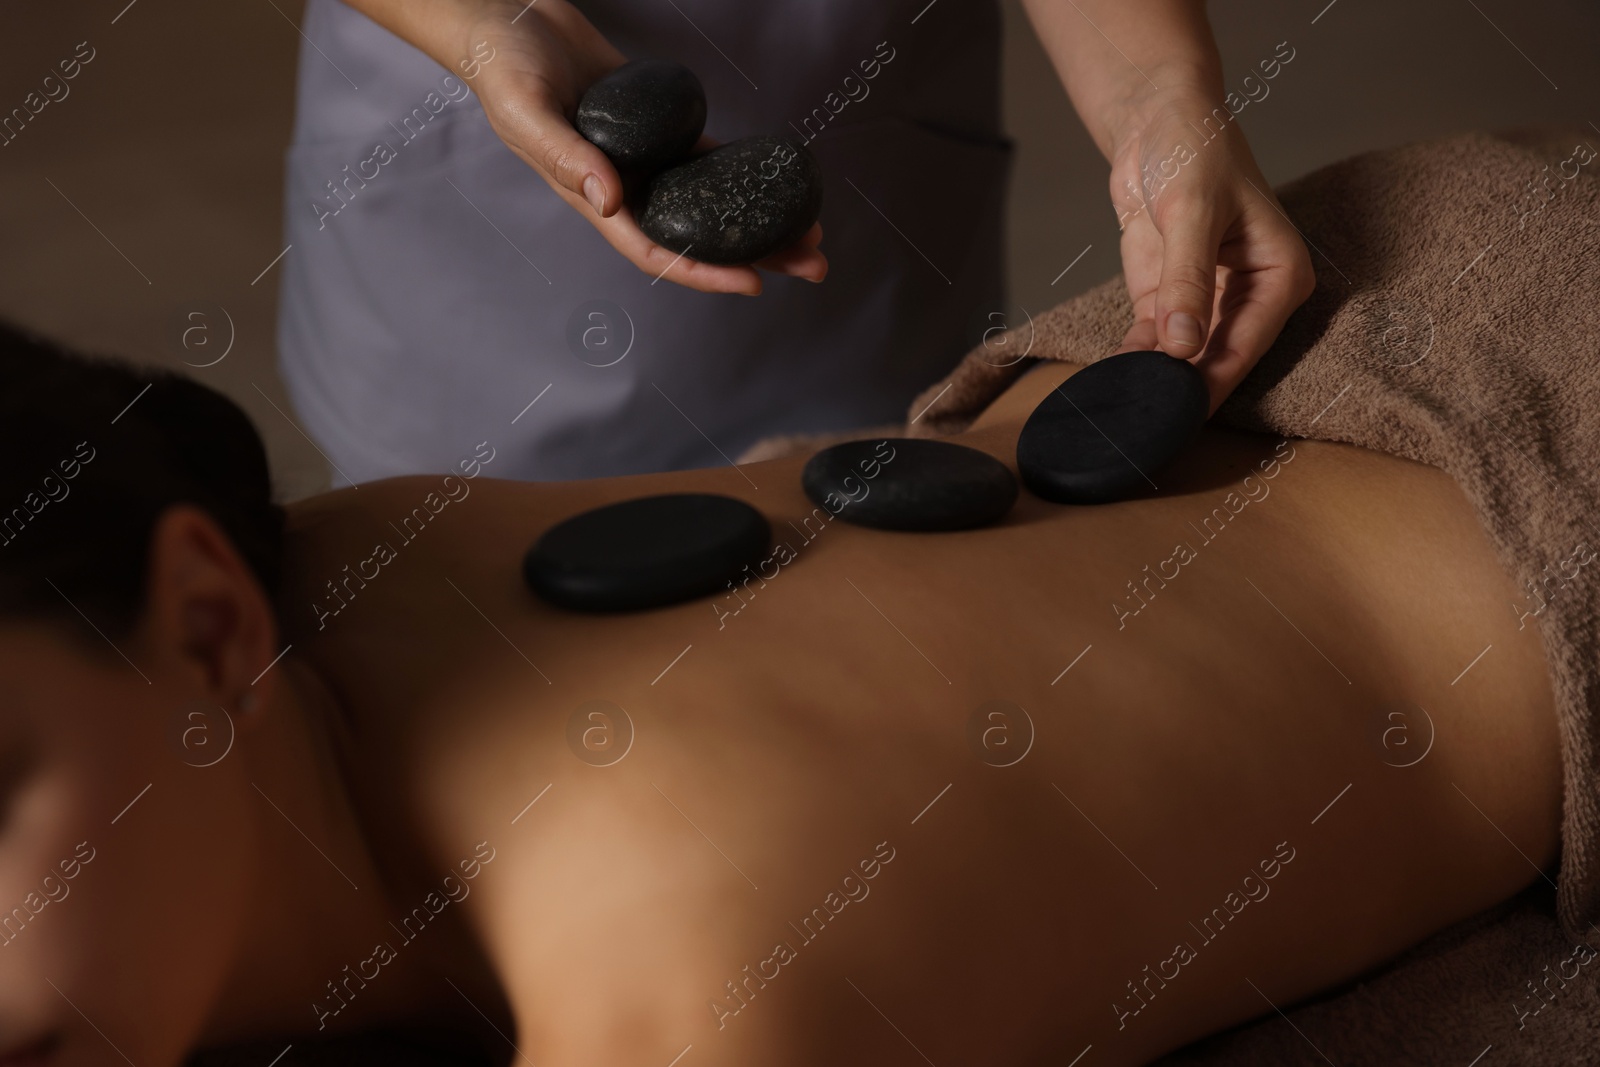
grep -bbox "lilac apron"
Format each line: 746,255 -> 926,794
277,0 -> 1009,482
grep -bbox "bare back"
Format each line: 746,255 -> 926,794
280,361 -> 1560,1066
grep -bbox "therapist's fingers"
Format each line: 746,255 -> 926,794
483,105 -> 757,290
754,223 -> 827,281
1113,208 -> 1166,354
577,198 -> 825,293
1177,270 -> 1305,415
582,201 -> 771,294
1150,196 -> 1224,360
1115,316 -> 1161,355
485,124 -> 756,290
471,0 -> 633,215
1196,230 -> 1318,412
1120,222 -> 1315,413
490,85 -> 628,218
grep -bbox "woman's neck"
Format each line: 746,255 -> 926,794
193,658 -> 486,1054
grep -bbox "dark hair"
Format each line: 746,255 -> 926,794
0,320 -> 285,636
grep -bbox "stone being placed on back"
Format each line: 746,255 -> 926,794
1016,350 -> 1209,505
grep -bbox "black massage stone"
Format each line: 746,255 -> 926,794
1016,350 -> 1209,505
575,59 -> 707,174
639,135 -> 823,264
523,493 -> 770,612
801,438 -> 1018,531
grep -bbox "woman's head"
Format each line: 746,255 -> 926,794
0,321 -> 284,634
0,322 -> 294,1064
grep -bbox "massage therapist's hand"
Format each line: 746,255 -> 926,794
338,0 -> 827,295
1108,87 -> 1315,411
1019,0 -> 1314,412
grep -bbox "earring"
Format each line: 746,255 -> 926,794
236,690 -> 260,716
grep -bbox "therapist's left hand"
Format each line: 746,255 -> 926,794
1107,88 -> 1315,413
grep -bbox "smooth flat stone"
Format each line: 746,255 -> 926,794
801,438 -> 1017,531
1016,350 -> 1208,505
524,493 -> 770,612
639,136 -> 823,264
575,59 -> 707,174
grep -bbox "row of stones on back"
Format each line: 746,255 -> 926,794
523,352 -> 1211,613
575,59 -> 824,265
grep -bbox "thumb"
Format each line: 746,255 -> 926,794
496,88 -> 623,217
1153,206 -> 1222,358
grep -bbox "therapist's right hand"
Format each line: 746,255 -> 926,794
356,0 -> 827,295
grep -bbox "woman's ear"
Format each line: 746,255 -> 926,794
137,505 -> 281,716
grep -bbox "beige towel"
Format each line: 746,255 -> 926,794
904,128 -> 1600,939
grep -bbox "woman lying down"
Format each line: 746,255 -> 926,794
0,316 -> 1560,1067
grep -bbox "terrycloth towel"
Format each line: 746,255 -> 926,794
1158,883 -> 1600,1065
905,128 -> 1600,942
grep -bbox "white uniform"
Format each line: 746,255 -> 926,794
277,0 -> 1010,482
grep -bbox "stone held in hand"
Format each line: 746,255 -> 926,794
575,59 -> 707,174
523,493 -> 771,612
639,135 -> 824,265
1016,350 -> 1209,505
801,438 -> 1018,531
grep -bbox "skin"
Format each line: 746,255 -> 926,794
341,0 -> 1313,398
0,361 -> 1561,1066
